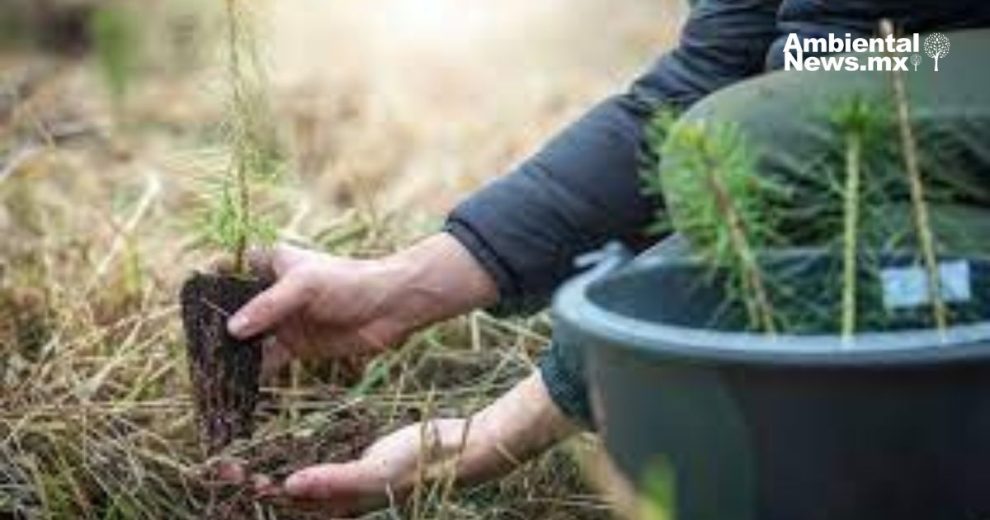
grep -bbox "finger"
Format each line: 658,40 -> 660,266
208,254 -> 236,275
228,274 -> 310,339
245,247 -> 276,282
319,329 -> 392,358
275,243 -> 318,276
260,338 -> 293,380
283,461 -> 380,502
245,243 -> 312,281
211,458 -> 248,484
252,473 -> 283,498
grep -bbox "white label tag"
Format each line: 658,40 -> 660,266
881,260 -> 971,310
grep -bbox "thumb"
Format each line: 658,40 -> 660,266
283,461 -> 382,503
228,274 -> 309,338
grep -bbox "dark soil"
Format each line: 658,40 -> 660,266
180,272 -> 269,455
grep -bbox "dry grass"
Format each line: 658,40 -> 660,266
0,1 -> 681,518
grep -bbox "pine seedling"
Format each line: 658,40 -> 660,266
882,19 -> 948,333
659,120 -> 782,333
199,0 -> 284,275
180,1 -> 284,454
830,95 -> 888,339
641,108 -> 681,237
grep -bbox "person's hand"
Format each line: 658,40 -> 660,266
273,418 -> 475,515
218,373 -> 577,516
226,233 -> 498,374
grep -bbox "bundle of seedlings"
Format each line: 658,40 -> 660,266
180,0 -> 283,456
645,33 -> 985,338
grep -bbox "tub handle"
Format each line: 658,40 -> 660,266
574,241 -> 633,281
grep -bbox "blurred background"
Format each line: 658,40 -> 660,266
2,0 -> 682,219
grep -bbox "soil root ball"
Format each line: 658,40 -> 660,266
181,272 -> 268,454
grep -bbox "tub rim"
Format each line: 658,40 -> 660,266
552,244 -> 990,367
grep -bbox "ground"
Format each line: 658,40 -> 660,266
0,1 -> 679,518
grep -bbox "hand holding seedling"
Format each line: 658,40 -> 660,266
216,234 -> 579,513
185,2 -> 579,511
228,233 -> 499,373
213,233 -> 578,512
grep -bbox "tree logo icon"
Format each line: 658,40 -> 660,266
924,33 -> 950,71
911,54 -> 922,71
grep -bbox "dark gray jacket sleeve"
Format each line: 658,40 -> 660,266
445,0 -> 782,315
447,0 -> 782,428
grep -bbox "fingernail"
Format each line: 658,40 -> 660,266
283,473 -> 307,497
213,460 -> 247,483
227,314 -> 250,337
252,474 -> 281,497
